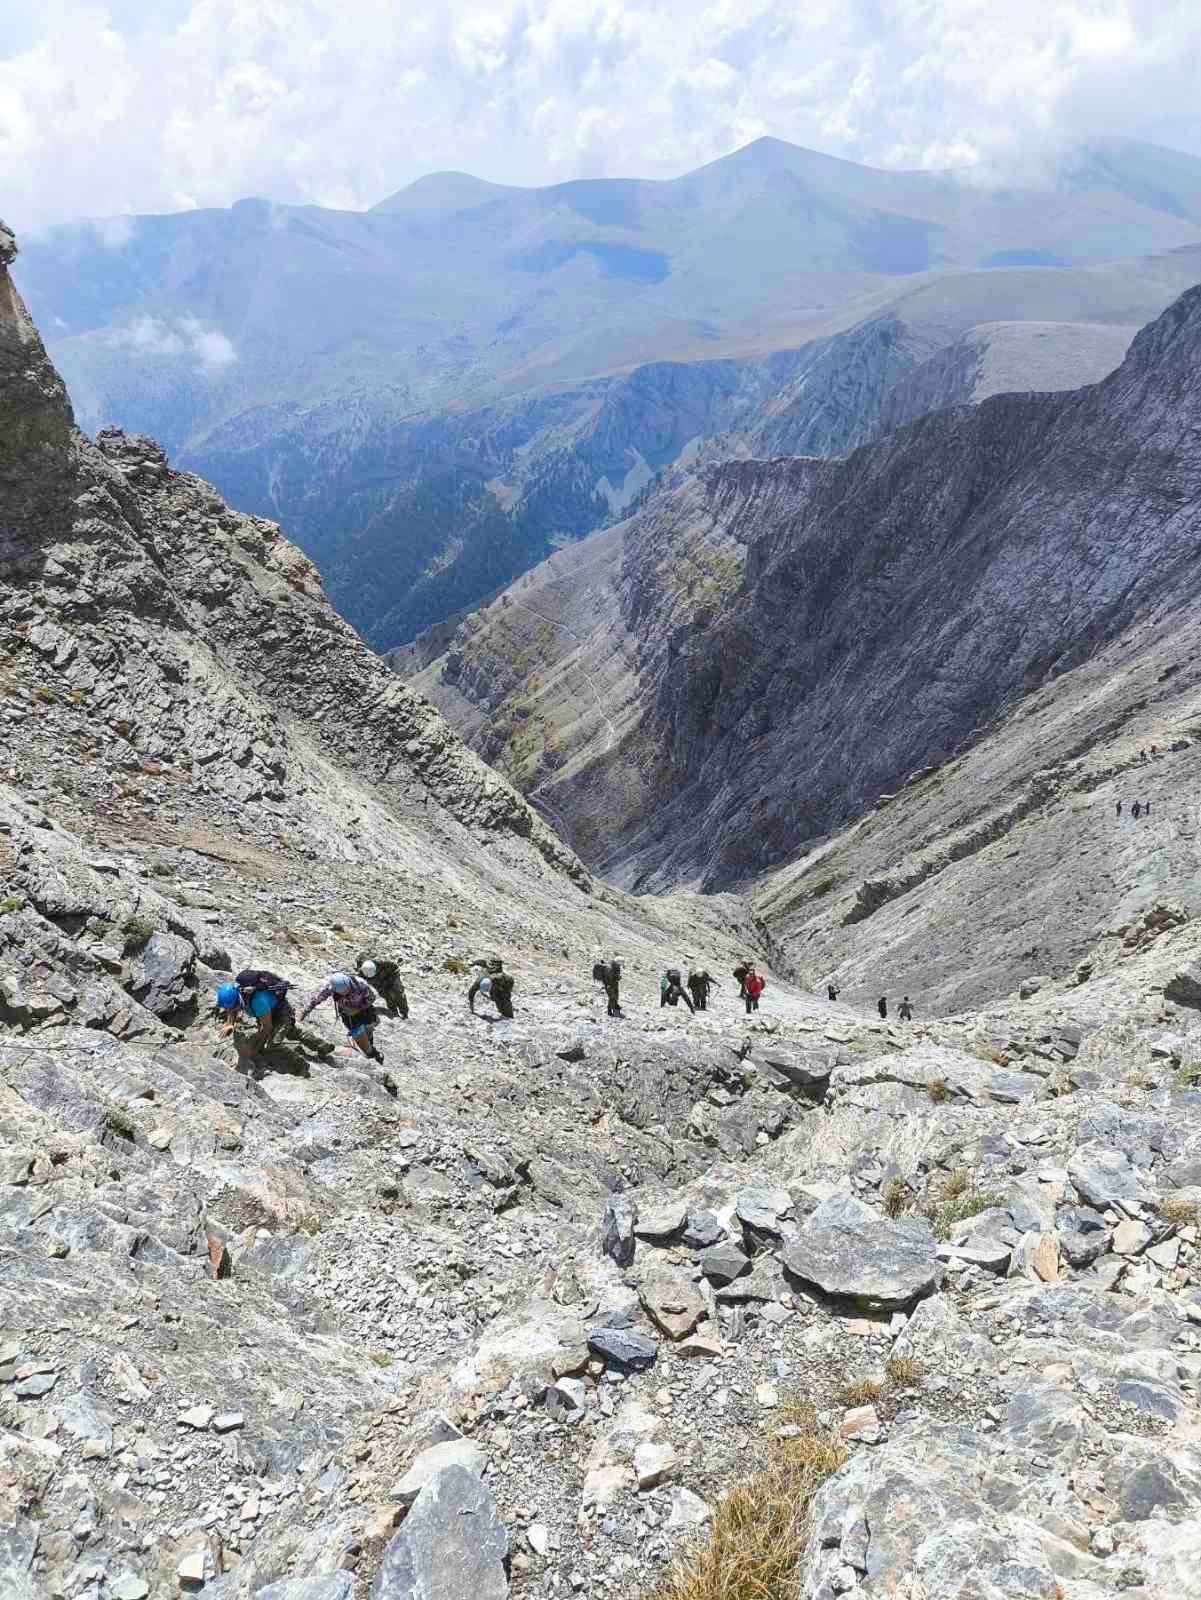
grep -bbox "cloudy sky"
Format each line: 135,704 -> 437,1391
3,0 -> 1201,230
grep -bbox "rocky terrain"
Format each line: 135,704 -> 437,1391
5,217 -> 1201,1600
413,276 -> 1201,996
15,141 -> 1201,647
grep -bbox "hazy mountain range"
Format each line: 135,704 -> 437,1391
15,136 -> 1201,645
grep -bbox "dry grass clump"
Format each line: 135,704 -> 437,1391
881,1177 -> 909,1218
913,1169 -> 1007,1240
1176,1061 -> 1201,1089
443,955 -> 467,975
926,1077 -> 951,1103
652,1411 -> 847,1600
836,1376 -> 883,1407
885,1354 -> 923,1389
1157,1192 -> 1198,1224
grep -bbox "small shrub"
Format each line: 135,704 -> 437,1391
1176,1061 -> 1201,1089
368,1350 -> 393,1367
881,1178 -> 909,1219
927,1078 -> 951,1103
122,913 -> 155,952
32,685 -> 55,704
886,1354 -> 923,1389
943,1169 -> 969,1199
443,955 -> 467,976
0,896 -> 23,915
837,1376 -> 882,1407
917,1171 -> 1007,1240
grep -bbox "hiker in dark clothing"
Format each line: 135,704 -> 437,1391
1116,800 -> 1122,817
593,957 -> 623,1017
1132,801 -> 1141,820
878,996 -> 888,1019
827,984 -> 839,1001
357,953 -> 408,1018
899,997 -> 913,1021
300,972 -> 384,1063
1145,799 -> 1152,816
687,964 -> 719,1011
215,971 -> 334,1062
469,958 -> 515,1019
661,968 -> 695,1012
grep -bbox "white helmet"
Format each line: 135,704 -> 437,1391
479,976 -> 492,996
361,960 -> 378,979
331,972 -> 351,994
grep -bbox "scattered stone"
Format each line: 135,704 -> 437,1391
666,1487 -> 712,1530
587,1327 -> 659,1371
14,1372 -> 57,1399
633,1201 -> 687,1242
178,1404 -> 215,1430
527,1523 -> 550,1556
375,1465 -> 508,1600
699,1241 -> 751,1286
639,1268 -> 706,1341
633,1437 -> 678,1489
211,1411 -> 244,1432
682,1211 -> 726,1248
393,1439 -> 487,1506
601,1195 -> 637,1267
840,1404 -> 882,1442
1113,1219 -> 1153,1255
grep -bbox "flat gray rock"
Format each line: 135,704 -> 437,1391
781,1191 -> 939,1309
257,1577 -> 354,1600
601,1195 -> 637,1267
587,1326 -> 659,1370
393,1439 -> 486,1506
633,1201 -> 687,1241
735,1184 -> 792,1233
699,1241 -> 750,1285
375,1464 -> 508,1600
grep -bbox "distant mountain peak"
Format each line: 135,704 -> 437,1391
371,170 -> 521,214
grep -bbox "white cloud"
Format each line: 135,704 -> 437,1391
110,313 -> 237,374
1,1 -> 1199,230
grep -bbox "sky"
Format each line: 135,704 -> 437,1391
3,0 -> 1201,230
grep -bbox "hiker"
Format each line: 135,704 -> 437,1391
1132,801 -> 1141,820
215,969 -> 333,1062
827,983 -> 839,1001
593,956 -> 623,1018
357,952 -> 408,1018
299,971 -> 383,1063
1145,799 -> 1152,816
687,963 -> 719,1011
899,996 -> 913,1021
1116,799 -> 1122,817
469,958 -> 515,1019
742,965 -> 765,1015
661,967 -> 695,1012
878,996 -> 888,1019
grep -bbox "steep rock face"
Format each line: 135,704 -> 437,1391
414,280 -> 1201,1003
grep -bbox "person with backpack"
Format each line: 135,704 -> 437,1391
357,952 -> 408,1019
878,996 -> 888,1019
661,968 -> 694,1012
468,958 -> 516,1019
215,970 -> 334,1062
687,963 -> 719,1011
899,996 -> 913,1021
299,972 -> 384,1062
827,983 -> 839,1002
593,956 -> 623,1018
743,966 -> 765,1015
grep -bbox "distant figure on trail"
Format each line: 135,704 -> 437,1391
593,956 -> 623,1018
1132,801 -> 1141,820
300,971 -> 384,1063
215,969 -> 333,1064
1116,800 -> 1122,817
661,967 -> 694,1012
357,952 -> 408,1018
1145,799 -> 1152,816
469,957 -> 515,1020
878,996 -> 888,1019
827,983 -> 839,1002
687,963 -> 719,1011
739,964 -> 764,1015
899,997 -> 913,1021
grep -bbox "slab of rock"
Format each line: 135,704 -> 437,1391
634,1438 -> 678,1489
699,1241 -> 750,1286
735,1184 -> 793,1234
638,1268 -> 706,1341
1112,1219 -> 1153,1256
393,1440 -> 486,1506
126,930 -> 195,1020
375,1464 -> 508,1600
682,1211 -> 726,1248
667,1487 -> 712,1529
782,1192 -> 939,1310
633,1201 -> 687,1242
1068,1145 -> 1153,1210
257,1578 -> 354,1600
587,1327 -> 659,1371
1165,965 -> 1201,1005
677,1335 -> 723,1359
544,1376 -> 587,1422
840,1404 -> 882,1442
755,1044 -> 835,1086
601,1195 -> 637,1267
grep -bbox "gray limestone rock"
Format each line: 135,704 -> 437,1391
682,1211 -> 726,1248
393,1440 -> 486,1506
125,930 -> 196,1021
600,1194 -> 637,1267
256,1578 -> 354,1600
781,1191 -> 939,1309
374,1465 -> 508,1600
699,1241 -> 751,1286
586,1327 -> 659,1371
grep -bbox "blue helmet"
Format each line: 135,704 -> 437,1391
331,972 -> 351,994
216,982 -> 240,1010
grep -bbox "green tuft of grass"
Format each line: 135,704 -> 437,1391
0,896 -> 24,915
121,913 -> 156,952
103,1105 -> 137,1141
1176,1061 -> 1201,1089
885,1354 -> 923,1389
443,955 -> 467,976
927,1078 -> 951,1103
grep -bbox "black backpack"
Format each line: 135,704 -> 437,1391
592,961 -> 608,983
666,968 -> 682,988
235,969 -> 290,1001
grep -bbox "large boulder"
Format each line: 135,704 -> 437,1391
125,931 -> 196,1021
374,1465 -> 508,1600
782,1191 -> 939,1309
